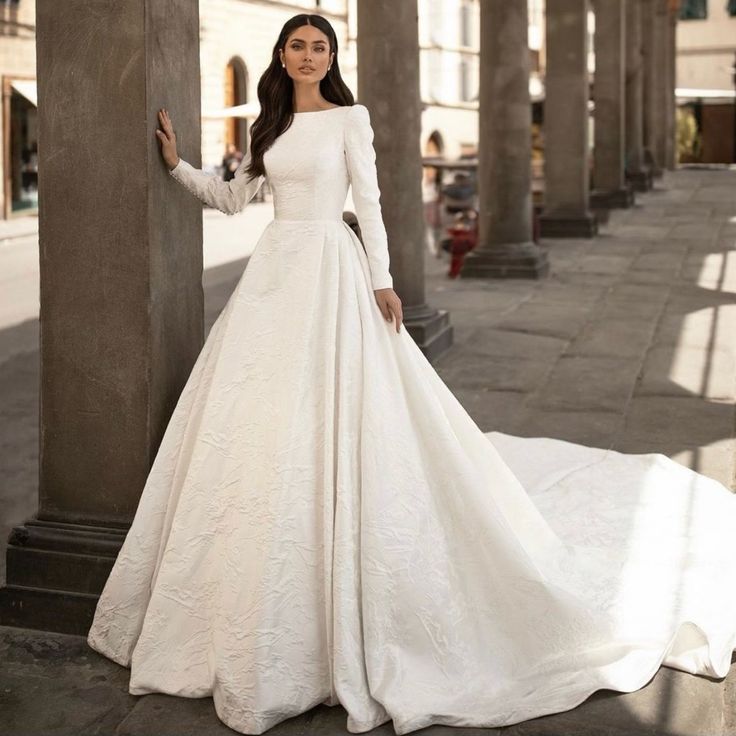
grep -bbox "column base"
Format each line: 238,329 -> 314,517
460,241 -> 550,279
539,211 -> 598,238
403,304 -> 454,362
644,148 -> 664,178
0,516 -> 125,636
626,168 -> 653,192
590,186 -> 635,209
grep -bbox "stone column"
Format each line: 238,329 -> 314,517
664,1 -> 678,169
357,0 -> 453,359
642,0 -> 665,176
539,0 -> 598,238
625,0 -> 653,190
591,0 -> 634,208
652,0 -> 669,170
461,0 -> 549,278
0,0 -> 205,635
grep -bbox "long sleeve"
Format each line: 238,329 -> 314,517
168,147 -> 265,216
344,104 -> 394,291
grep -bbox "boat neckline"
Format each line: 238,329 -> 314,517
293,106 -> 346,115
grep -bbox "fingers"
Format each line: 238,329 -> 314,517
389,301 -> 403,333
374,290 -> 403,333
157,108 -> 174,140
383,297 -> 402,333
156,111 -> 168,141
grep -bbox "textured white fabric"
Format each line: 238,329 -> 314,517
87,103 -> 736,735
168,104 -> 392,290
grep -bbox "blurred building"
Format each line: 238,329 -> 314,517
676,0 -> 736,162
0,0 -> 642,221
0,0 -> 544,221
1,0 -> 37,219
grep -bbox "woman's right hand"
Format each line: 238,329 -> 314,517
156,108 -> 179,171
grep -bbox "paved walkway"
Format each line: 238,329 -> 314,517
431,167 -> 736,491
1,167 -> 735,735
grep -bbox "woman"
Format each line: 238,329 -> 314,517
87,12 -> 736,736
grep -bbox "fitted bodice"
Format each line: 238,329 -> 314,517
264,107 -> 351,222
168,102 -> 394,290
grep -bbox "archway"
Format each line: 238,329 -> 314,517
224,56 -> 249,153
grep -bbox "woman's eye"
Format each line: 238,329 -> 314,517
290,44 -> 325,52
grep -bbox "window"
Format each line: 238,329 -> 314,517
460,0 -> 472,48
679,0 -> 707,19
459,58 -> 471,102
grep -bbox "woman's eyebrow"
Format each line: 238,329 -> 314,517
289,38 -> 327,44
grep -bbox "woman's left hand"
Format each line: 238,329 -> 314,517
374,288 -> 403,333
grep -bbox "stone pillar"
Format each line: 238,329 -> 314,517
539,0 -> 598,238
664,1 -> 678,169
357,0 -> 453,359
591,0 -> 634,209
652,0 -> 669,170
461,0 -> 549,278
625,0 -> 653,190
641,0 -> 662,176
0,0 -> 205,635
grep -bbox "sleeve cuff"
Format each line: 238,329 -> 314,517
371,274 -> 394,291
168,157 -> 186,178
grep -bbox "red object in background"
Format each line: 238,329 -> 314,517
447,214 -> 478,278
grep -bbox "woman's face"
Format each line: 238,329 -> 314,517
280,25 -> 333,83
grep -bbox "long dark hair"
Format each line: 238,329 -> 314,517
244,14 -> 354,179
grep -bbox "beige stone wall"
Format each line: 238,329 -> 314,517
677,2 -> 736,92
198,0 -> 350,170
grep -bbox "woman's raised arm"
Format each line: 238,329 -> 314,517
157,108 -> 265,216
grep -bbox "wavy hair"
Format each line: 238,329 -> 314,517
244,14 -> 354,179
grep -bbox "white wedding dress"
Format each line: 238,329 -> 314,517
87,103 -> 736,735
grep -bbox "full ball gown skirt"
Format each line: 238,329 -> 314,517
87,104 -> 736,735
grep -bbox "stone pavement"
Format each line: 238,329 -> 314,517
0,215 -> 38,244
432,167 -> 736,493
1,167 -> 735,735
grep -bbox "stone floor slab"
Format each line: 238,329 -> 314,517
436,352 -> 553,393
668,222 -> 722,240
630,252 -> 685,272
613,225 -> 670,240
456,327 -> 568,360
565,254 -> 637,275
439,388 -> 529,435
0,626 -> 137,736
493,304 -> 592,340
513,409 -> 623,449
615,396 -> 735,456
526,355 -> 643,413
653,309 -> 736,352
566,318 -> 656,359
637,344 -> 736,400
604,281 -> 671,304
